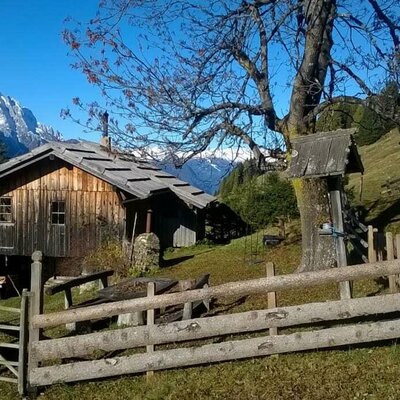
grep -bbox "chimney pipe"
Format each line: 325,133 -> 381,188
102,111 -> 109,137
100,111 -> 112,151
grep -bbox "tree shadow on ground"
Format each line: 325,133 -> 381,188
368,199 -> 400,231
160,255 -> 195,268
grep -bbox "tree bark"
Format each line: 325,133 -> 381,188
294,178 -> 336,272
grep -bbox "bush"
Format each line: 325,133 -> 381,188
82,240 -> 130,279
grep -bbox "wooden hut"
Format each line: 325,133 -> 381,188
0,140 -> 216,262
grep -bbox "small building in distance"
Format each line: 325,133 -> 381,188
0,140 -> 217,265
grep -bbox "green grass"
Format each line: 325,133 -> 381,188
0,233 -> 396,400
348,128 -> 400,232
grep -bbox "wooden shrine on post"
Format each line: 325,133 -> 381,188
287,128 -> 364,299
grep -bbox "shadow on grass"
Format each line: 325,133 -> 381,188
368,199 -> 400,230
160,255 -> 195,268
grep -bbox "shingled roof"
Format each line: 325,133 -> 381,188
287,128 -> 364,179
0,141 -> 216,209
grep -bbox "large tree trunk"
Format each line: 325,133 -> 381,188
294,177 -> 336,272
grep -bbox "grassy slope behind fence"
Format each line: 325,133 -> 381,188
29,260 -> 400,387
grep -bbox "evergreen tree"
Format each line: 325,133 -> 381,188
218,169 -> 298,229
0,141 -> 7,164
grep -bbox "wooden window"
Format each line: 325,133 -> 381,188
51,201 -> 65,225
0,197 -> 12,223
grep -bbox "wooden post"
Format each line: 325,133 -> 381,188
377,232 -> 384,262
64,289 -> 76,332
329,177 -> 351,299
368,225 -> 377,263
28,251 -> 43,398
266,262 -> 277,336
396,234 -> 400,260
386,232 -> 396,293
146,282 -> 155,379
30,251 -> 43,336
18,289 -> 29,395
180,280 -> 195,320
146,209 -> 153,233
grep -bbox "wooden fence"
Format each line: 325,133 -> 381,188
0,290 -> 29,395
26,256 -> 400,390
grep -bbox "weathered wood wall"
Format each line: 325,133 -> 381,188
0,159 -> 125,257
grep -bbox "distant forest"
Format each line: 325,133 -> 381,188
316,81 -> 400,146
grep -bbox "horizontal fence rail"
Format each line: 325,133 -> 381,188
30,318 -> 400,387
32,293 -> 400,362
33,260 -> 400,329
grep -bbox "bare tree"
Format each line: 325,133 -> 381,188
63,0 -> 400,271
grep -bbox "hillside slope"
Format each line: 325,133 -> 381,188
348,128 -> 400,232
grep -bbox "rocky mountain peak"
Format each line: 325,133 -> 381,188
0,93 -> 62,156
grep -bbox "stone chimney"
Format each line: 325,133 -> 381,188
100,111 -> 111,151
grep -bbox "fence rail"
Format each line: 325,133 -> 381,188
32,259 -> 400,329
27,257 -> 400,390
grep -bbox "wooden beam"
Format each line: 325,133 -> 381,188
329,177 -> 351,299
266,262 -> 277,336
30,318 -> 400,387
45,270 -> 113,296
368,225 -> 377,263
32,260 -> 400,329
146,282 -> 155,380
32,292 -> 400,361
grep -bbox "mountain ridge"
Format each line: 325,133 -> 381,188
0,93 -> 62,156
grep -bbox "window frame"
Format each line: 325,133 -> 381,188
51,200 -> 66,226
0,196 -> 13,224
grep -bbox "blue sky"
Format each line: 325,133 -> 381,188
0,1 -> 101,140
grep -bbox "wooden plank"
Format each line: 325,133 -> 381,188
32,259 -> 400,329
18,289 -> 29,395
266,262 -> 277,336
28,252 -> 43,398
0,343 -> 19,349
396,234 -> 400,259
386,232 -> 396,293
45,270 -> 114,295
377,232 -> 384,262
30,318 -> 400,387
305,137 -> 331,176
180,280 -> 195,320
330,178 -> 351,299
146,282 -> 155,380
288,142 -> 312,177
368,225 -> 377,263
0,377 -> 18,384
33,292 -> 400,361
0,324 -> 20,331
0,306 -> 20,313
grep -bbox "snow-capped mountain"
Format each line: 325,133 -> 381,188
0,94 -> 62,156
161,157 -> 235,195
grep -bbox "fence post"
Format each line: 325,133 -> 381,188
146,282 -> 155,380
30,251 -> 43,337
28,250 -> 43,397
396,234 -> 400,260
181,280 -> 195,320
266,262 -> 278,336
17,289 -> 29,395
368,226 -> 377,263
386,232 -> 396,293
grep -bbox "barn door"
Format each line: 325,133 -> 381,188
0,196 -> 15,250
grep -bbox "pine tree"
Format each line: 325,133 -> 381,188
0,141 -> 7,164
